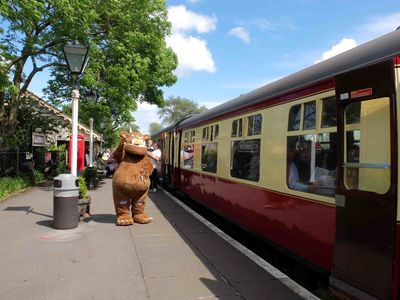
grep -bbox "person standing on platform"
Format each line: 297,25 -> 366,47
148,142 -> 161,192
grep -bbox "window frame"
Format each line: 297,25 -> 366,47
286,93 -> 338,198
200,123 -> 220,173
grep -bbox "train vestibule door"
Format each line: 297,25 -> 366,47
331,60 -> 397,300
172,130 -> 182,189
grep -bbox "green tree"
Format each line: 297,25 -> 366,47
0,0 -> 177,148
149,122 -> 162,136
158,96 -> 207,126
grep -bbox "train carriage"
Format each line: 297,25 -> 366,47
153,29 -> 400,300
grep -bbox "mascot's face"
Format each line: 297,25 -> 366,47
120,131 -> 150,156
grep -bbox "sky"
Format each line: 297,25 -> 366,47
30,1 -> 400,133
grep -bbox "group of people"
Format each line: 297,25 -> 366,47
93,149 -> 118,177
146,140 -> 161,192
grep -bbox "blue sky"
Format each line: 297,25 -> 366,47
30,1 -> 400,133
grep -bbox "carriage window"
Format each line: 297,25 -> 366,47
232,120 -> 237,137
190,130 -> 196,143
321,97 -> 337,128
288,104 -> 301,131
202,127 -> 209,141
248,114 -> 262,136
303,101 -> 316,130
214,125 -> 219,141
231,119 -> 243,138
346,101 -> 361,124
344,98 -> 390,194
183,132 -> 189,143
201,142 -> 217,173
231,139 -> 260,182
287,134 -> 337,197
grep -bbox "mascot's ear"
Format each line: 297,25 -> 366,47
119,131 -> 128,140
143,134 -> 151,141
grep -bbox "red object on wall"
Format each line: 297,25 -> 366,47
68,133 -> 85,172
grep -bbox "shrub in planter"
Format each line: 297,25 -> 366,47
77,176 -> 91,218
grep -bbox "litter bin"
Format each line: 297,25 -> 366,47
85,166 -> 97,190
53,174 -> 79,229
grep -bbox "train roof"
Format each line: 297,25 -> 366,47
158,29 -> 400,134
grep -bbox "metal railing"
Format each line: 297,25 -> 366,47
0,150 -> 33,177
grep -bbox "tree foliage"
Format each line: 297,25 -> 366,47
0,0 -> 177,149
149,122 -> 162,136
157,96 -> 207,126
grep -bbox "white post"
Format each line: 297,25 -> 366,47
71,88 -> 80,177
89,117 -> 93,167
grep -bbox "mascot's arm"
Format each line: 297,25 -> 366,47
113,142 -> 125,163
143,156 -> 154,177
114,131 -> 128,163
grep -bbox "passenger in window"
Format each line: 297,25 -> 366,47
182,145 -> 194,169
287,140 -> 318,192
247,155 -> 260,181
347,144 -> 359,163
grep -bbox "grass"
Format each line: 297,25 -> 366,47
0,169 -> 46,202
0,176 -> 30,202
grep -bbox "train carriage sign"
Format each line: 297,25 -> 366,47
233,140 -> 260,152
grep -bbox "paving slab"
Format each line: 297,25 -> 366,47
0,178 -> 313,300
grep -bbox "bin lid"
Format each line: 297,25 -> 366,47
53,173 -> 79,190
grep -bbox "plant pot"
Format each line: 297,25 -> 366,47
78,196 -> 91,216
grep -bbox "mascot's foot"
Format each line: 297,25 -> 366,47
133,213 -> 153,224
116,215 -> 134,226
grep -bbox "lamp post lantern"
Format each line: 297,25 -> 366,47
63,40 -> 89,177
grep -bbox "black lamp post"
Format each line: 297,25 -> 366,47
63,40 -> 89,176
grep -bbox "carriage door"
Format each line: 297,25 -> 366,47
163,133 -> 172,186
331,60 -> 397,300
172,130 -> 182,189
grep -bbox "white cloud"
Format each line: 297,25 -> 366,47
168,5 -> 217,34
251,18 -> 276,32
131,102 -> 160,133
229,27 -> 251,44
362,12 -> 400,37
166,33 -> 216,76
314,38 -> 357,63
167,5 -> 217,77
313,12 -> 400,65
238,16 -> 296,34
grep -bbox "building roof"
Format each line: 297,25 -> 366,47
24,91 -> 103,142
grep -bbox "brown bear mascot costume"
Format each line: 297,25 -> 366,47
112,131 -> 153,226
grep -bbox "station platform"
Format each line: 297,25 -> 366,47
0,178 -> 319,300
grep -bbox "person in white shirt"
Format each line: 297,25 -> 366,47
288,140 -> 317,193
148,142 -> 161,192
